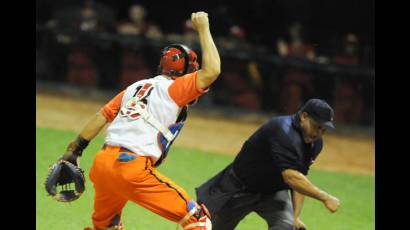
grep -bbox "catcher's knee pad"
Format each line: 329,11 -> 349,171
179,200 -> 212,230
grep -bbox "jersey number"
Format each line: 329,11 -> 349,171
120,83 -> 154,119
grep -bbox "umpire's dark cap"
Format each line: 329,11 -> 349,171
300,99 -> 335,129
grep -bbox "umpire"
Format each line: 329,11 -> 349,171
196,98 -> 340,230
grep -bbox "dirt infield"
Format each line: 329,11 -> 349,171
36,92 -> 374,176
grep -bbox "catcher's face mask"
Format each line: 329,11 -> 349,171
158,44 -> 199,79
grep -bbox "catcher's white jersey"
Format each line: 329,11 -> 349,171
100,72 -> 206,162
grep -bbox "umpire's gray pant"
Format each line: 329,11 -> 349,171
211,190 -> 294,230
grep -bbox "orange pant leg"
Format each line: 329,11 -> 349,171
90,183 -> 127,229
89,148 -> 128,229
90,146 -> 207,229
123,160 -> 206,229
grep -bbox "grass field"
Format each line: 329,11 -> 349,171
36,127 -> 374,230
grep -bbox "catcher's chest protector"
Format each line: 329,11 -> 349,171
105,75 -> 186,165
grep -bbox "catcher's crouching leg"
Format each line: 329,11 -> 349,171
84,214 -> 124,230
84,224 -> 123,230
84,227 -> 123,230
179,200 -> 212,230
83,226 -> 123,230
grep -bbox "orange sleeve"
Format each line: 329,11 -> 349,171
100,90 -> 125,122
168,72 -> 208,107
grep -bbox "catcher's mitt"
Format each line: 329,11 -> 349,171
44,159 -> 85,202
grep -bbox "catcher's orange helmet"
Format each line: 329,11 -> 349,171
159,44 -> 199,78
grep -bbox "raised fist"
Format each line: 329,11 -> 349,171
191,11 -> 209,32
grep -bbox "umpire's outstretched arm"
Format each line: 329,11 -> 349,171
282,169 -> 341,213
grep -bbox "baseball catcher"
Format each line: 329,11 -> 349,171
46,11 -> 220,230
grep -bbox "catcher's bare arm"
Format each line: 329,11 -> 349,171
46,111 -> 107,202
191,11 -> 221,90
63,111 -> 108,161
282,169 -> 340,213
78,111 -> 109,140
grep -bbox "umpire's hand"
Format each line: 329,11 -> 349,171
323,194 -> 340,213
294,217 -> 307,230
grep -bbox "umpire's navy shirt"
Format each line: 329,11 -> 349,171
232,114 -> 323,194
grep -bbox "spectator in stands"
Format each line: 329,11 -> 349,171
277,22 -> 316,61
65,0 -> 116,87
78,0 -> 115,32
229,25 -> 253,51
333,33 -> 360,66
333,33 -> 365,124
333,78 -> 365,124
212,24 -> 252,52
118,49 -> 152,89
67,45 -> 99,86
212,4 -> 235,38
79,0 -> 99,32
117,4 -> 146,35
214,60 -> 262,111
278,69 -> 314,114
172,17 -> 252,52
117,4 -> 163,40
45,0 -> 115,33
117,4 -> 162,89
277,22 -> 315,114
166,18 -> 200,46
181,19 -> 198,47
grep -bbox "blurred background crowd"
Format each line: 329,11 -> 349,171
36,0 -> 374,128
